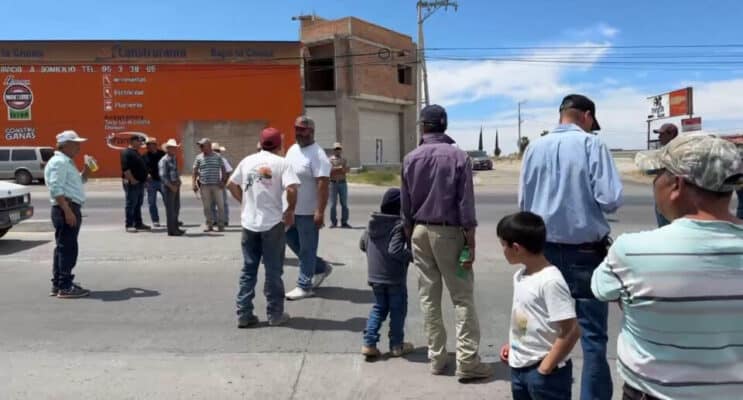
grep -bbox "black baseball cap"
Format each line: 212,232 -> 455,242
559,94 -> 601,131
420,104 -> 448,131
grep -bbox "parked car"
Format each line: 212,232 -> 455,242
466,150 -> 493,170
0,181 -> 34,238
0,146 -> 55,185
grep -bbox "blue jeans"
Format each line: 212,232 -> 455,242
544,243 -> 612,400
123,182 -> 145,227
212,189 -> 229,225
236,223 -> 286,320
329,180 -> 349,226
655,205 -> 670,227
51,203 -> 82,290
146,179 -> 164,224
363,283 -> 407,349
737,189 -> 743,219
511,360 -> 573,400
286,215 -> 328,290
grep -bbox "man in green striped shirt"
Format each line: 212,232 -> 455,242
44,130 -> 94,299
592,134 -> 743,400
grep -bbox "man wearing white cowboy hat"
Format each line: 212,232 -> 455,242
212,142 -> 234,226
44,130 -> 94,298
159,139 -> 186,236
143,137 -> 166,228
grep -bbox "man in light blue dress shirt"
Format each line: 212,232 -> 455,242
44,130 -> 93,299
519,94 -> 623,400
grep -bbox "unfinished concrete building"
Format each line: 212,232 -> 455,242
299,16 -> 418,167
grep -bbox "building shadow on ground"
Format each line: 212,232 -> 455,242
286,316 -> 367,333
184,233 -> 224,238
0,239 -> 51,255
401,348 -> 510,382
315,286 -> 373,304
86,288 -> 160,302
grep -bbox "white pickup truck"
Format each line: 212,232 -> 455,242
0,181 -> 34,238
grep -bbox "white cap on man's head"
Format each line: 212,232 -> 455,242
56,130 -> 87,144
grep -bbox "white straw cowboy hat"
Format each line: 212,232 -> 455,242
162,138 -> 180,151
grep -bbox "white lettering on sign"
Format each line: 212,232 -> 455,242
115,102 -> 143,109
4,127 -> 36,140
0,66 -> 23,73
40,66 -> 77,73
114,89 -> 145,96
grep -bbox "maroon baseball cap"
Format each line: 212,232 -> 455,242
653,123 -> 678,136
260,127 -> 282,150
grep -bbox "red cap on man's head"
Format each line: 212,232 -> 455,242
260,127 -> 282,150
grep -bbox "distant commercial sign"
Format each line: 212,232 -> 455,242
681,117 -> 702,132
647,87 -> 693,120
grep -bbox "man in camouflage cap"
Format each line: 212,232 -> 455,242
592,134 -> 743,400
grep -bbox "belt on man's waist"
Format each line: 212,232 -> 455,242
330,179 -> 346,183
415,220 -> 460,227
53,198 -> 81,207
511,358 -> 571,372
547,236 -> 612,251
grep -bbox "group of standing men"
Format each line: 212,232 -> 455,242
119,134 -> 234,235
404,98 -> 743,400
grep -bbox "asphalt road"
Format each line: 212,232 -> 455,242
0,177 -> 677,400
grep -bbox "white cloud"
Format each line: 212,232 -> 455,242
448,80 -> 743,154
426,42 -> 610,107
598,23 -> 620,39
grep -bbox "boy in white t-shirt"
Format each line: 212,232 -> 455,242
227,127 -> 300,328
497,212 -> 581,400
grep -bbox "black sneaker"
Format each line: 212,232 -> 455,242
341,223 -> 353,229
238,315 -> 260,329
49,287 -> 59,297
135,224 -> 152,231
168,230 -> 186,237
57,284 -> 90,299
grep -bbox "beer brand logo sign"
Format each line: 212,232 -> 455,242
106,131 -> 150,150
3,76 -> 33,121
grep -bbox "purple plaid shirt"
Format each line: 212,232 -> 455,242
401,133 -> 477,229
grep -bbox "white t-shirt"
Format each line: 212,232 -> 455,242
229,151 -> 300,232
509,266 -> 576,368
285,143 -> 331,216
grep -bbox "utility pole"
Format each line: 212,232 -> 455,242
517,100 -> 527,142
417,1 -> 458,107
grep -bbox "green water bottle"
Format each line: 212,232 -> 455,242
457,246 -> 470,279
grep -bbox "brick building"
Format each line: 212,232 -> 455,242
299,16 -> 418,167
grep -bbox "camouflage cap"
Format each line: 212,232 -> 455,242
635,133 -> 743,192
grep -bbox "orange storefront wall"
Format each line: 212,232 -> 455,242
1,64 -> 301,176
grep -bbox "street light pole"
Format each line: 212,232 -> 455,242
417,0 -> 458,107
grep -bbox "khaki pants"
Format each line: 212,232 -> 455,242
200,184 -> 225,227
412,224 -> 481,370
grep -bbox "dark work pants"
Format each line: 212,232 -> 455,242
164,186 -> 181,234
123,182 -> 145,228
51,203 -> 82,290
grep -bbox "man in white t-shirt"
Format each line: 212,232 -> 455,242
284,116 -> 333,300
227,127 -> 300,328
497,212 -> 581,400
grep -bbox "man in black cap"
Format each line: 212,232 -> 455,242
652,123 -> 679,227
519,94 -> 623,400
402,104 -> 491,381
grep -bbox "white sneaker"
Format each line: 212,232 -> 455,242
312,265 -> 333,289
286,287 -> 314,301
153,222 -> 161,228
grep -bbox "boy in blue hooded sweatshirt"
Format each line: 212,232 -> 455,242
359,188 -> 414,360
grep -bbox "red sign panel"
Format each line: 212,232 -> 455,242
681,117 -> 702,132
670,88 -> 693,117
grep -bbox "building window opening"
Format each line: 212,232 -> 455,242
397,64 -> 412,85
306,58 -> 335,91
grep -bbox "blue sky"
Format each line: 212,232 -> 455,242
8,0 -> 743,152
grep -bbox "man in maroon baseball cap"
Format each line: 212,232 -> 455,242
653,123 -> 678,147
226,127 -> 300,328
